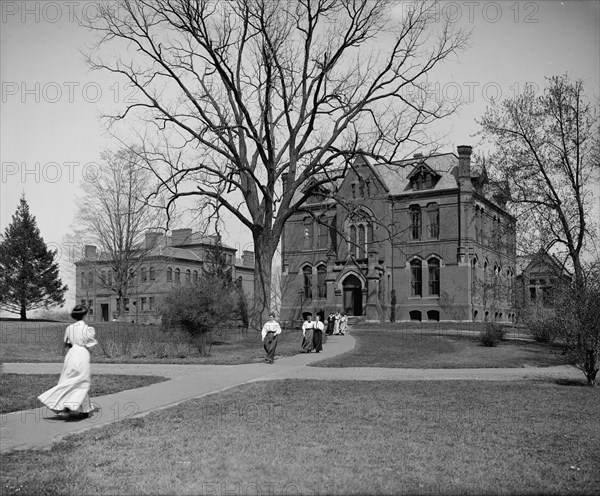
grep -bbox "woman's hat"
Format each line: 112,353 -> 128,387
71,304 -> 88,319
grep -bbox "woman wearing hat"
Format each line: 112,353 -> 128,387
301,312 -> 315,353
38,305 -> 99,418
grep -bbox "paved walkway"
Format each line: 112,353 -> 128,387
0,333 -> 581,454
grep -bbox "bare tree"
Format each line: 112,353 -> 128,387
85,0 -> 469,326
72,148 -> 165,319
479,75 -> 600,288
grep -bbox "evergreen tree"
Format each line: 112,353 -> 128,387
0,196 -> 68,320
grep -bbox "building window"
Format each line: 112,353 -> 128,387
303,266 -> 312,299
87,299 -> 93,316
410,259 -> 422,296
101,271 -> 106,284
409,205 -> 421,240
349,225 -> 357,257
427,310 -> 440,321
175,268 -> 181,283
193,270 -> 198,283
427,203 -> 439,239
351,183 -> 356,198
128,269 -> 135,285
303,218 -> 314,249
141,268 -> 147,282
186,269 -> 191,283
358,224 -> 366,258
81,272 -> 87,288
149,297 -> 155,310
124,298 -> 130,312
317,265 -> 327,299
409,310 -> 422,321
167,267 -> 173,282
141,297 -> 146,311
108,270 -> 113,286
318,217 -> 329,249
149,267 -> 155,281
88,271 -> 94,287
428,258 -> 440,296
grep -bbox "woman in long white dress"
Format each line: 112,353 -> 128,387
38,305 -> 98,418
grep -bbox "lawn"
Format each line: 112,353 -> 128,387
0,320 -> 308,364
1,380 -> 598,495
314,329 -> 564,368
0,373 -> 169,414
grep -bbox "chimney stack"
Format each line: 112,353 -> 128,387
145,231 -> 164,249
171,228 -> 193,246
413,152 -> 423,159
84,245 -> 97,259
243,250 -> 255,267
457,145 -> 473,180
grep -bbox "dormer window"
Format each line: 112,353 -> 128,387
407,163 -> 440,191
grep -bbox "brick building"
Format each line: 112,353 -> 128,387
280,146 -> 517,323
75,229 -> 255,323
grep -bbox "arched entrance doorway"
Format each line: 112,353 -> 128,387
343,274 -> 363,316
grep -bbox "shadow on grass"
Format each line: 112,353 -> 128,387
554,378 -> 589,387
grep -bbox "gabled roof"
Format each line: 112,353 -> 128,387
517,249 -> 573,278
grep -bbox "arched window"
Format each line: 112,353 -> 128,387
358,224 -> 366,258
410,259 -> 422,296
186,269 -> 191,283
193,270 -> 198,283
409,310 -> 422,322
167,267 -> 173,282
303,266 -> 312,299
149,267 -> 155,281
175,268 -> 181,283
349,225 -> 357,258
81,272 -> 87,288
128,269 -> 134,285
427,203 -> 439,239
88,271 -> 94,287
409,205 -> 421,240
427,310 -> 440,322
303,218 -> 314,249
141,267 -> 147,282
317,265 -> 327,299
107,270 -> 112,286
101,271 -> 106,284
428,258 -> 440,296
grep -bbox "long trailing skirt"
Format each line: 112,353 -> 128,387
313,329 -> 323,352
302,328 -> 314,352
38,345 -> 95,413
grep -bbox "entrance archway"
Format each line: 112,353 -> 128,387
342,274 -> 363,316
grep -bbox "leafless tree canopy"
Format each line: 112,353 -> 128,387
479,75 -> 600,287
85,0 -> 469,323
73,148 -> 165,315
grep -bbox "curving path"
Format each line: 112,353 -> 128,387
0,333 -> 581,454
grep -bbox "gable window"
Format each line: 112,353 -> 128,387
149,267 -> 155,281
409,205 -> 421,240
358,225 -> 366,258
410,259 -> 422,296
427,203 -> 439,239
303,218 -> 314,249
428,258 -> 440,296
303,266 -> 313,299
317,265 -> 327,299
349,225 -> 357,257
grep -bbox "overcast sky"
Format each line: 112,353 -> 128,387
1,0 -> 599,310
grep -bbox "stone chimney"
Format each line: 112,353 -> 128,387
457,145 -> 473,181
171,228 -> 193,246
84,245 -> 97,259
243,250 -> 255,267
145,231 -> 164,249
413,152 -> 423,159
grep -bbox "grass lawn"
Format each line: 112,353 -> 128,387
0,321 -> 308,364
0,374 -> 169,414
315,330 -> 564,368
1,380 -> 598,495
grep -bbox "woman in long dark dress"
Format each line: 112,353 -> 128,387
326,312 -> 335,335
313,314 -> 324,353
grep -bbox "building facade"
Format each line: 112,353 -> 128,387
280,146 -> 517,322
75,229 -> 255,323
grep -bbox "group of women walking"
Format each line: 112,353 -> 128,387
301,310 -> 347,353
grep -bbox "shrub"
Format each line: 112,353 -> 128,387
160,276 -> 240,357
528,318 -> 558,344
479,322 -> 506,347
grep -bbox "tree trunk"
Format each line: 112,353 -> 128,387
20,303 -> 27,321
250,233 -> 278,330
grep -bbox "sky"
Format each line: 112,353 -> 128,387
1,0 -> 599,311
